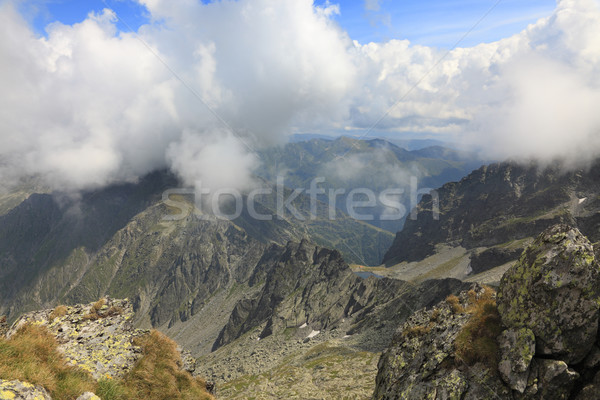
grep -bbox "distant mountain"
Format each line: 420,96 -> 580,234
190,240 -> 468,397
0,168 -> 397,324
257,136 -> 486,234
288,133 -> 336,142
385,137 -> 451,151
380,159 -> 600,283
289,134 -> 452,151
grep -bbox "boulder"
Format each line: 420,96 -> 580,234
536,359 -> 579,399
0,379 -> 52,400
497,327 -> 535,393
497,225 -> 600,364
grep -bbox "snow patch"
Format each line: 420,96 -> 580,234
307,330 -> 320,339
579,197 -> 587,204
299,323 -> 307,328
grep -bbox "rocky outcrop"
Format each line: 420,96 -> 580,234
374,284 -> 511,399
213,240 -> 470,351
497,224 -> 600,364
1,298 -> 215,400
0,379 -> 52,400
8,298 -> 148,380
374,225 -> 600,399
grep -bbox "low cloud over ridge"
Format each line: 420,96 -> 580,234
1,0 -> 599,191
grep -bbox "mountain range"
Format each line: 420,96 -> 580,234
3,136 -> 600,398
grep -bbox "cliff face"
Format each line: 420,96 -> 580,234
213,239 -> 470,351
383,160 -> 600,268
374,225 -> 600,399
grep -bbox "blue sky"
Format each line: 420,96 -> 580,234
327,0 -> 557,47
20,0 -> 557,48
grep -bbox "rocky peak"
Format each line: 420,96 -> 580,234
374,224 -> 600,399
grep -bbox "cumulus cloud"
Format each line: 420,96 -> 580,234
346,0 -> 600,168
0,0 -> 354,191
0,0 -> 599,193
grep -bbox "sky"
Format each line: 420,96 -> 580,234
1,0 -> 600,192
21,0 -> 558,48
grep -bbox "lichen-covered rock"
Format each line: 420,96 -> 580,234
535,359 -> 579,399
177,346 -> 197,373
7,298 -> 147,379
375,225 -> 600,400
0,379 -> 51,400
497,225 -> 600,364
497,327 -> 535,393
374,284 -> 512,399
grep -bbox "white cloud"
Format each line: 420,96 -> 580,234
0,0 -> 355,191
364,0 -> 381,12
0,0 -> 599,193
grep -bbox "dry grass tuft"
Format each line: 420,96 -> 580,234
82,299 -> 123,321
96,330 -> 214,400
0,324 -> 96,399
402,324 -> 432,338
120,330 -> 214,400
92,298 -> 106,312
446,294 -> 464,314
48,305 -> 68,321
454,286 -> 501,368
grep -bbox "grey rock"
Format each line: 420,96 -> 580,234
373,284 -> 510,399
583,344 -> 600,369
497,225 -> 600,364
0,379 -> 52,400
497,327 -> 535,393
177,346 -> 197,373
536,359 -> 579,400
